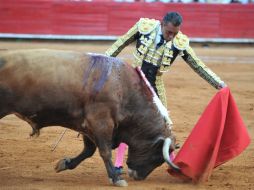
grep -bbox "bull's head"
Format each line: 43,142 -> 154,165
126,135 -> 180,180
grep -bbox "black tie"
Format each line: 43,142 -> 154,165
156,35 -> 164,49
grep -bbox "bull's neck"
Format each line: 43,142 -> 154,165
117,93 -> 168,146
116,62 -> 169,145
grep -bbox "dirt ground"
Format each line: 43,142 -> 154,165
0,40 -> 253,190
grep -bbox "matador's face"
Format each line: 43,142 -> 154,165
161,21 -> 180,42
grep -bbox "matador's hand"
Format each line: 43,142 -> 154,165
218,82 -> 227,89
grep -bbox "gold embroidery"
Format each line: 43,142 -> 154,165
138,45 -> 148,54
138,18 -> 159,35
159,41 -> 173,71
155,75 -> 167,108
173,32 -> 189,50
184,46 -> 224,89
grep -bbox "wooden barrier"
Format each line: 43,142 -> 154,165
0,1 -> 254,41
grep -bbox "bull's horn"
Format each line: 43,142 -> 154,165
163,138 -> 180,171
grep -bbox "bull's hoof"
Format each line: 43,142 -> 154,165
109,178 -> 128,187
54,158 -> 71,173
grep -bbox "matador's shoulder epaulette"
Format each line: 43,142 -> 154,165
137,18 -> 159,35
173,31 -> 190,50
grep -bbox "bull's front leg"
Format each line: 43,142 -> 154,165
55,135 -> 96,172
96,140 -> 127,187
87,110 -> 128,187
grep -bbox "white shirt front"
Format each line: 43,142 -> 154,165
155,24 -> 164,46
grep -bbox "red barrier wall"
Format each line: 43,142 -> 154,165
0,1 -> 254,39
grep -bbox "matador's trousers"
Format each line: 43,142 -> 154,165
141,61 -> 168,108
155,75 -> 167,108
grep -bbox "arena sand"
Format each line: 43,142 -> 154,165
0,40 -> 253,190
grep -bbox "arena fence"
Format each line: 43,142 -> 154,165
0,1 -> 254,43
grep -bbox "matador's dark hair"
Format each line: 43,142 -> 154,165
163,12 -> 183,27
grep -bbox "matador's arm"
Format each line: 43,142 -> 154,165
105,22 -> 139,57
181,46 -> 226,89
174,33 -> 226,89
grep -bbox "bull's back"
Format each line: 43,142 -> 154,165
0,49 -> 93,118
0,49 -> 133,103
0,49 -> 91,95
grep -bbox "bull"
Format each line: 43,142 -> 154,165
0,49 -> 179,186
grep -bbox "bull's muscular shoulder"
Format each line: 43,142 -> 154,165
173,31 -> 190,50
137,18 -> 160,35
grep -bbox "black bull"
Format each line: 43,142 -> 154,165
0,49 -> 179,186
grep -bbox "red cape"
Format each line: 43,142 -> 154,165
168,87 -> 251,182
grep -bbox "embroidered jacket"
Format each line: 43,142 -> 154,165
105,18 -> 224,89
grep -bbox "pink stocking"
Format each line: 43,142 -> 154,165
114,143 -> 128,168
